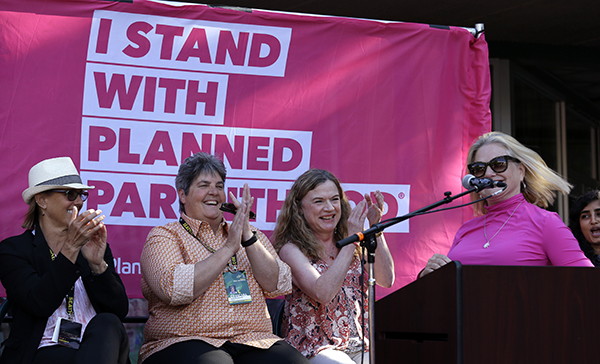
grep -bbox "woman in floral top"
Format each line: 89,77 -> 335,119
273,169 -> 395,364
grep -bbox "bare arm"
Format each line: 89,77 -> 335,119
364,191 -> 395,287
279,242 -> 356,304
280,198 -> 368,304
348,191 -> 396,287
192,244 -> 239,299
244,237 -> 279,292
372,233 -> 395,287
141,224 -> 240,305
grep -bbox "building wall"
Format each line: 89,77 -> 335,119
490,58 -> 600,224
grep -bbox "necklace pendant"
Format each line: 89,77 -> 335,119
483,242 -> 490,249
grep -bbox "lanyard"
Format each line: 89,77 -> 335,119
179,217 -> 238,271
49,249 -> 76,320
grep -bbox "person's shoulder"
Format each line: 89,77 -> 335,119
524,202 -> 559,219
458,214 -> 485,230
0,230 -> 33,253
278,241 -> 309,261
523,203 -> 567,230
146,221 -> 182,240
278,241 -> 297,253
0,229 -> 33,245
152,220 -> 180,231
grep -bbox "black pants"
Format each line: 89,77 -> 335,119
143,339 -> 310,364
32,313 -> 130,364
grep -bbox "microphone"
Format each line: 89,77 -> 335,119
336,224 -> 381,248
462,174 -> 507,191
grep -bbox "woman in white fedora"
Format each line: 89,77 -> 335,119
0,157 -> 130,364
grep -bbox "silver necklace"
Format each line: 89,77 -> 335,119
483,199 -> 524,249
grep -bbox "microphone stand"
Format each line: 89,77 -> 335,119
336,186 -> 480,364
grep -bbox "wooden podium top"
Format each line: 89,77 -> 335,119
375,262 -> 600,364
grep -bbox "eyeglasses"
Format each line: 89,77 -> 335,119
52,189 -> 89,202
467,155 -> 520,178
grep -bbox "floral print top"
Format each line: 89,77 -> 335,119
282,254 -> 369,358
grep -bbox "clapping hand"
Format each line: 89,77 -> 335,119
224,183 -> 254,253
366,190 -> 385,226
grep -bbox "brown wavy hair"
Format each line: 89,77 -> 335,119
272,169 -> 351,261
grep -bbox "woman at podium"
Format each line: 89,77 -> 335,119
273,169 -> 395,364
420,132 -> 593,278
569,189 -> 600,266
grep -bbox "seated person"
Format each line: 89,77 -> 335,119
0,157 -> 129,364
138,152 -> 309,364
421,132 -> 592,278
273,169 -> 395,364
569,190 -> 600,266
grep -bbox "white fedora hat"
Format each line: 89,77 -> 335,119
22,157 -> 94,203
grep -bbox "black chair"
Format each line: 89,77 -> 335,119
266,298 -> 285,337
1,298 -> 10,352
0,299 -> 9,325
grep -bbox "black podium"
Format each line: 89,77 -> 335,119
375,262 -> 600,364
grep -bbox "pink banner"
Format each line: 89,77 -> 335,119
0,0 -> 491,298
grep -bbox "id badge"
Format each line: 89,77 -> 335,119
52,317 -> 82,349
223,270 -> 252,305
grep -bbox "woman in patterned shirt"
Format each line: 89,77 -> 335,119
273,169 -> 395,364
139,152 -> 310,364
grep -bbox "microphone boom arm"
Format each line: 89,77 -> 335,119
336,187 -> 478,248
336,182 -> 505,364
336,185 -> 484,364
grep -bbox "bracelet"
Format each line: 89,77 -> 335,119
375,231 -> 383,238
241,231 -> 258,247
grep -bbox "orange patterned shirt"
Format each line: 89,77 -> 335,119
138,213 -> 291,363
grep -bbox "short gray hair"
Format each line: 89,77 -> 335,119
176,153 -> 227,213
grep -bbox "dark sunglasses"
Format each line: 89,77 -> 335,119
52,189 -> 89,202
467,155 -> 520,178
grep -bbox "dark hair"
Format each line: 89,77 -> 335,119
569,189 -> 600,259
175,153 -> 227,213
272,169 -> 351,261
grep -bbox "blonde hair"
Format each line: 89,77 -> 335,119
22,198 -> 40,230
468,132 -> 572,215
272,169 -> 352,261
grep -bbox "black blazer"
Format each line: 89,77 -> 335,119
0,225 -> 129,364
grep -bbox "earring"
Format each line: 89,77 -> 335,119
521,180 -> 527,190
